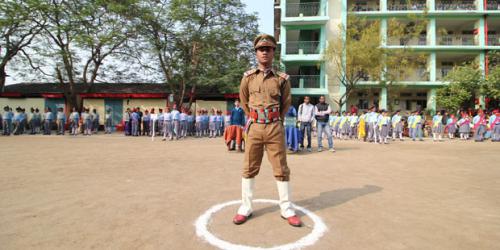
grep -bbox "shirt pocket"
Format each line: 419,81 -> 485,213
249,83 -> 260,104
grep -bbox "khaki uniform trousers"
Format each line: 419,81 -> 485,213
243,121 -> 290,181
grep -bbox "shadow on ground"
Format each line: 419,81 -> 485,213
252,185 -> 383,217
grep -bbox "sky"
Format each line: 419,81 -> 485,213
6,0 -> 274,85
242,0 -> 274,35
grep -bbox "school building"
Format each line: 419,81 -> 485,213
275,0 -> 500,112
0,83 -> 239,129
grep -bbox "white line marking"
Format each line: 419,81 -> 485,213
195,199 -> 328,250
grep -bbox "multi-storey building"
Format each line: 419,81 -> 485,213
275,0 -> 500,112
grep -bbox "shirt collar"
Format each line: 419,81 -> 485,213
257,67 -> 275,77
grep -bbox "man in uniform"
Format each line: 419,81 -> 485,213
233,34 -> 302,227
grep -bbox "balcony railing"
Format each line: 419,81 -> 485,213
350,2 -> 380,12
438,67 -> 453,80
286,41 -> 321,54
388,3 -> 426,11
488,35 -> 500,46
435,2 -> 476,10
286,2 -> 321,17
389,35 -> 427,46
438,34 -> 476,46
289,75 -> 321,88
487,3 -> 500,10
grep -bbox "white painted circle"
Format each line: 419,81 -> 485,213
194,199 -> 328,250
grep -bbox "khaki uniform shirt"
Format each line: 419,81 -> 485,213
239,68 -> 292,121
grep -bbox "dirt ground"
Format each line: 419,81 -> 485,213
0,134 -> 499,250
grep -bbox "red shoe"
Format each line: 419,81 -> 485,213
281,215 -> 302,227
233,213 -> 252,225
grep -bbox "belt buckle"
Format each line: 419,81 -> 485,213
257,110 -> 267,122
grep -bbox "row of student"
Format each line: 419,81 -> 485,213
1,106 -> 113,136
122,105 -> 243,141
281,96 -> 500,153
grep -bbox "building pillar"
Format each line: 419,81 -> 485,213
380,0 -> 387,11
337,0 -> 348,112
427,88 -> 436,114
380,87 -> 387,110
427,0 -> 435,11
281,25 -> 286,61
476,18 -> 485,47
381,18 -> 388,46
427,18 -> 436,46
478,51 -> 486,109
429,52 -> 437,82
477,0 -> 484,11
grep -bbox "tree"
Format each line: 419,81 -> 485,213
0,0 -> 45,92
483,51 -> 500,104
324,16 -> 382,110
136,0 -> 258,108
436,63 -> 483,113
324,15 -> 426,111
379,17 -> 428,111
32,0 -> 137,111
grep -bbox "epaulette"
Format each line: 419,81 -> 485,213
277,71 -> 289,81
243,69 -> 258,77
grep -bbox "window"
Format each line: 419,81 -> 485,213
416,100 -> 427,109
358,99 -> 369,110
416,92 -> 427,97
401,93 -> 412,97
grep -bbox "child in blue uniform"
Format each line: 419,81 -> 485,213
378,110 -> 391,144
56,107 -> 66,135
432,111 -> 444,142
69,108 -> 80,136
391,110 -> 403,141
163,107 -> 173,140
43,108 -> 53,135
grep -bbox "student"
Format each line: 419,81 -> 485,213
391,110 -> 403,141
123,108 -> 131,136
105,109 -> 113,134
157,109 -> 164,136
489,109 -> 500,142
446,114 -> 457,139
208,108 -> 217,138
432,111 -> 444,142
69,108 -> 80,136
407,112 -> 415,140
216,110 -> 224,137
298,96 -> 314,151
12,107 -> 22,135
195,110 -> 202,138
358,111 -> 367,141
43,108 -> 53,135
179,108 -> 188,138
332,112 -> 341,139
92,109 -> 99,134
349,111 -> 359,139
163,107 -> 173,141
328,111 -> 337,138
284,106 -> 299,153
473,109 -> 487,142
338,111 -> 348,140
412,111 -> 424,141
187,111 -> 195,136
142,110 -> 151,136
458,112 -> 471,140
82,108 -> 92,135
366,107 -> 378,142
131,109 -> 139,136
136,107 -> 142,135
378,110 -> 391,144
56,107 -> 66,135
171,105 -> 180,140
